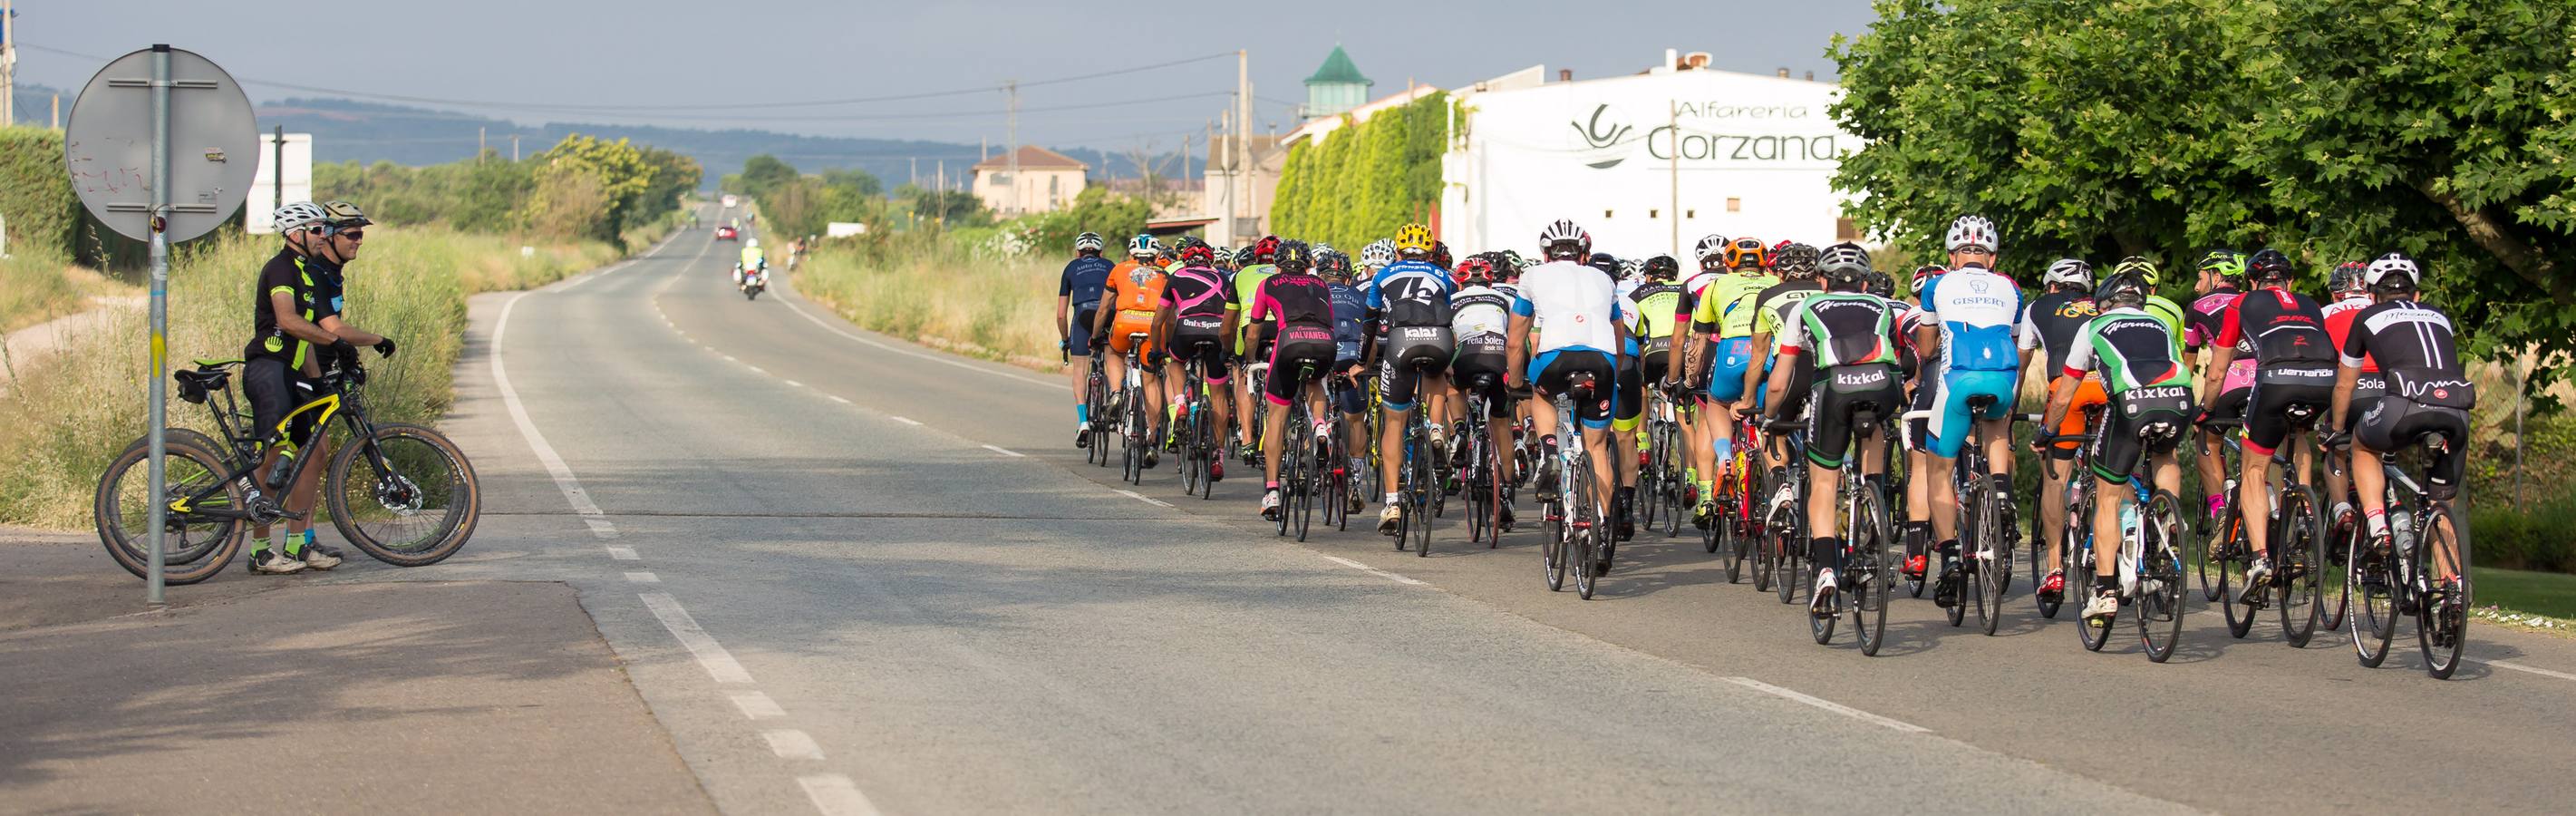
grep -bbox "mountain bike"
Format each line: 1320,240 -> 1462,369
94,356 -> 479,584
2336,431 -> 2471,678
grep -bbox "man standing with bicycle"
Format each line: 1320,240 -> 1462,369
1763,244 -> 1905,616
2199,248 -> 2337,604
1915,215 -> 2022,608
2043,270 -> 2193,624
242,201 -> 395,575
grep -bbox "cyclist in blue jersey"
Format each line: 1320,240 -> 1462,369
1369,223 -> 1460,533
1322,247 -> 1375,514
1914,215 -> 2024,607
1059,232 -> 1118,446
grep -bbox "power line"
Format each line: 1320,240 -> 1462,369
16,44 -> 1232,113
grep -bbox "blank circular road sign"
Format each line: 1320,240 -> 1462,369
63,46 -> 259,243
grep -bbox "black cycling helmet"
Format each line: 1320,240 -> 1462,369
1586,252 -> 1620,277
1273,239 -> 1313,272
1774,243 -> 1823,278
1864,269 -> 1896,298
2246,248 -> 2296,283
1642,255 -> 1680,280
1235,247 -> 1258,267
2094,270 -> 2151,308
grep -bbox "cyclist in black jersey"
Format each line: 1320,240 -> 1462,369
1764,243 -> 1905,614
2333,254 -> 2472,588
2019,257 -> 2101,602
2201,248 -> 2336,599
1742,244 -> 1825,515
2044,271 -> 2193,621
1254,242 -> 1341,520
243,201 -> 392,575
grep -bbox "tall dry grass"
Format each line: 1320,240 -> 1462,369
791,240 -> 1064,370
1,253 -> 135,334
0,227 -> 619,528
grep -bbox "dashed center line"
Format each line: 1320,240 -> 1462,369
2465,656 -> 2576,683
762,729 -> 825,760
1114,489 -> 1175,509
1322,555 -> 1428,586
782,379 -> 804,387
625,571 -> 660,583
1723,676 -> 1930,733
982,444 -> 1026,458
887,415 -> 921,425
728,691 -> 786,719
828,395 -> 853,404
605,546 -> 640,560
799,774 -> 884,816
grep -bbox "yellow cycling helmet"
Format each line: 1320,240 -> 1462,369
2111,256 -> 2160,287
1392,223 -> 1435,257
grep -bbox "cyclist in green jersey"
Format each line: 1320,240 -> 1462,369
1741,243 -> 1825,512
1762,243 -> 1905,613
1684,238 -> 1780,525
2042,270 -> 2195,622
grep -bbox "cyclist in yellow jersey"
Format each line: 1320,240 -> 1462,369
736,238 -> 766,287
1683,238 -> 1778,523
1740,243 -> 1826,511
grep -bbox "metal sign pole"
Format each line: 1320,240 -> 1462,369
144,44 -> 170,606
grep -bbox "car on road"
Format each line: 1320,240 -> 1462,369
715,225 -> 739,241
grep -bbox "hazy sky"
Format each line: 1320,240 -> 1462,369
14,0 -> 1877,150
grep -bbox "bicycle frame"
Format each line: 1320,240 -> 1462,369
175,362 -> 385,524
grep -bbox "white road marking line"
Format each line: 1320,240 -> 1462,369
728,690 -> 785,719
828,395 -> 852,404
721,355 -> 737,362
1321,555 -> 1428,586
777,295 -> 1064,390
638,592 -> 753,685
746,364 -> 767,374
982,444 -> 1026,457
1723,676 -> 1930,733
763,729 -> 826,760
625,571 -> 659,583
1114,489 -> 1175,509
2465,656 -> 2576,683
606,546 -> 640,560
887,415 -> 921,425
782,379 -> 804,387
798,774 -> 884,816
489,293 -> 605,517
585,518 -> 619,539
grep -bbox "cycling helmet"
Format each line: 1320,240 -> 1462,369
1586,253 -> 1620,277
2094,270 -> 2151,308
1430,240 -> 1453,270
313,200 -> 371,231
1456,256 -> 1497,283
2197,249 -> 2246,285
1273,239 -> 1313,272
1773,243 -> 1822,278
1501,249 -> 1527,274
1393,223 -> 1436,257
1692,234 -> 1731,268
1724,237 -> 1768,271
2245,248 -> 2295,282
2364,252 -> 2421,291
2109,256 -> 2160,287
747,238 -> 760,248
273,201 -> 332,233
2329,260 -> 2369,296
1073,231 -> 1106,253
1178,240 -> 1215,264
1642,255 -> 1680,280
1235,247 -> 1258,267
1538,219 -> 1591,260
1361,239 -> 1397,269
1253,235 -> 1283,261
1312,242 -> 1337,262
1317,248 -> 1351,277
2043,257 -> 2096,288
1911,263 -> 1947,291
1771,239 -> 1796,257
1945,214 -> 1999,254
1817,242 -> 1873,288
1864,270 -> 1896,298
1127,234 -> 1157,258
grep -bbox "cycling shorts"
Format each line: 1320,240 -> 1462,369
1806,364 -> 1902,470
1171,328 -> 1230,386
1638,345 -> 1672,386
1068,305 -> 1100,356
1706,336 -> 1755,402
1531,349 -> 1618,431
1452,345 -> 1515,420
1759,355 -> 1816,426
2048,376 -> 2109,461
1380,325 -> 1455,412
1613,354 -> 1645,429
2344,374 -> 2387,432
2221,358 -> 2257,393
2355,396 -> 2469,500
1332,360 -> 1371,416
1265,324 -> 1337,405
1106,311 -> 1158,356
2244,364 -> 2336,456
2091,385 -> 2193,482
243,357 -> 324,448
1927,367 -> 2018,459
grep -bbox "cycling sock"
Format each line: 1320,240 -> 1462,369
1384,491 -> 1401,505
2206,494 -> 2224,517
283,529 -> 306,557
1903,521 -> 1929,559
1938,538 -> 1960,563
1077,404 -> 1089,424
2366,507 -> 2388,538
2095,573 -> 2119,593
250,534 -> 271,555
1540,433 -> 1558,450
1809,536 -> 1838,568
1265,481 -> 1280,491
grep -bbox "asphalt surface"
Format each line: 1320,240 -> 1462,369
48,217 -> 2575,814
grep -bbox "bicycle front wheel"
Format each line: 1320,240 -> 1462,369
1572,452 -> 1602,599
2416,504 -> 2469,679
94,428 -> 247,584
328,423 -> 480,567
2350,524 -> 2398,668
1853,484 -> 1892,656
2138,491 -> 2190,663
2277,485 -> 2322,647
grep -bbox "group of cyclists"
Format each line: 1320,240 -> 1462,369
1056,213 -> 2478,665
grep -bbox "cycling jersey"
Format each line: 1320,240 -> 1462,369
1102,260 -> 1168,355
2186,287 -> 2256,395
1252,272 -> 1340,404
1515,260 -> 1625,359
1622,280 -> 1689,342
1160,264 -> 1231,321
1777,292 -> 1904,369
2343,299 -> 2471,491
1060,255 -> 1115,308
2321,294 -> 2379,374
1919,266 -> 2023,372
1228,263 -> 1278,355
2018,290 -> 2098,375
2143,295 -> 2186,340
2065,307 -> 2190,392
2218,284 -> 2335,453
247,248 -> 342,371
1452,285 -> 1514,341
1369,258 -> 1457,327
2340,300 -> 2464,379
1690,272 -> 1779,339
1751,279 -> 1824,345
1327,281 -> 1370,363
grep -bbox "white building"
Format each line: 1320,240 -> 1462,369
1440,52 -> 1857,258
973,146 -> 1089,216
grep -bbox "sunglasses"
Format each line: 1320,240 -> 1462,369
1955,247 -> 1994,256
334,228 -> 365,240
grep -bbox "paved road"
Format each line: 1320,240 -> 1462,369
182,219 -> 2576,814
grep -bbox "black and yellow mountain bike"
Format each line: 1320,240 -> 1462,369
92,356 -> 480,584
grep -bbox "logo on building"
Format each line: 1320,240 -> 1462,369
1571,105 -> 1633,169
1568,102 -> 1844,171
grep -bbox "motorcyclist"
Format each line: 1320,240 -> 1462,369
737,238 -> 768,287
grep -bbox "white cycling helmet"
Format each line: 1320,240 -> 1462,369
273,201 -> 332,233
1073,232 -> 1106,252
1945,215 -> 1999,253
2043,257 -> 2094,287
1817,242 -> 1873,278
1537,219 -> 1591,260
1128,234 -> 1158,258
747,238 -> 760,248
2364,252 -> 2422,289
1360,239 -> 1396,269
1692,234 -> 1731,266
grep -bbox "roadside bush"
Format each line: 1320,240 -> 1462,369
2471,493 -> 2576,574
0,127 -> 82,260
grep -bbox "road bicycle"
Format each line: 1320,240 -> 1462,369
1905,397 -> 2022,634
2037,408 -> 2192,662
1274,361 -> 1324,541
1114,335 -> 1157,485
1640,381 -> 1691,539
1080,350 -> 1115,467
1761,416 -> 1810,607
1174,345 -> 1223,500
2033,405 -> 2110,621
1540,372 -> 1609,598
94,356 -> 479,584
1458,374 -> 1511,548
1715,412 -> 1767,586
1802,403 -> 1896,656
1390,360 -> 1438,557
2201,407 -> 2329,647
2337,431 -> 2472,679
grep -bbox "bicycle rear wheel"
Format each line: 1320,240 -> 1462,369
1410,432 -> 1435,558
94,428 -> 247,584
2416,504 -> 2468,679
2218,510 -> 2256,639
2320,506 -> 2351,631
2276,484 -> 2322,647
1543,494 -> 1568,591
329,423 -> 480,567
1770,501 -> 1802,606
1853,484 -> 1892,656
1973,475 -> 2009,636
2350,525 -> 2398,668
1572,451 -> 1602,599
2138,491 -> 2189,663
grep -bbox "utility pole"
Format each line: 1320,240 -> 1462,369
52,92 -> 59,129
1004,79 -> 1020,216
479,126 -> 487,161
910,157 -> 918,189
1669,102 -> 1680,257
2,0 -> 17,129
1235,50 -> 1251,247
510,133 -> 519,161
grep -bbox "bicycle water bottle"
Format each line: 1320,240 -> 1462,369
2391,507 -> 2417,586
2117,502 -> 2141,594
2119,502 -> 2139,542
